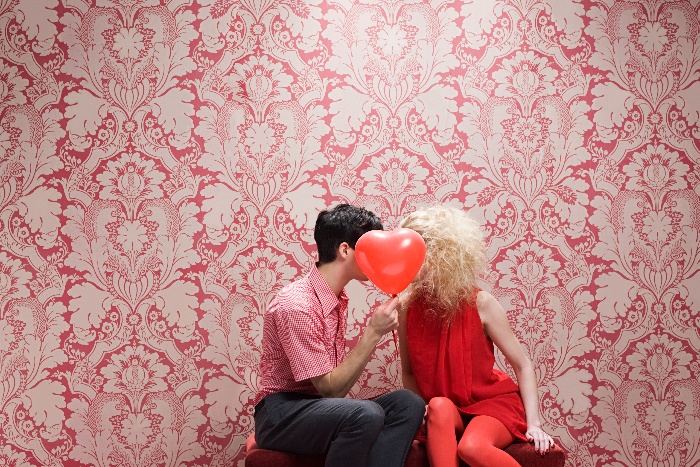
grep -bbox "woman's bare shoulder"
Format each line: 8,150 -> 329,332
475,290 -> 507,329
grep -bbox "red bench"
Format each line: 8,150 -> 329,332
245,433 -> 566,467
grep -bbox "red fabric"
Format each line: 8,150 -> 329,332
246,434 -> 325,467
406,295 -> 528,442
244,434 -> 566,467
255,266 -> 349,405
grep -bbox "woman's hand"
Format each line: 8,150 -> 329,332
525,425 -> 555,455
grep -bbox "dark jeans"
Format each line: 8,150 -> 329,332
254,390 -> 425,467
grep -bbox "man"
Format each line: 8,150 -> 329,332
253,204 -> 425,467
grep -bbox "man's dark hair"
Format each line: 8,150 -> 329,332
314,204 -> 383,264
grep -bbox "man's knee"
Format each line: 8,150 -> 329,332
395,389 -> 426,417
346,400 -> 385,432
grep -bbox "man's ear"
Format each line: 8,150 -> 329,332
337,242 -> 351,259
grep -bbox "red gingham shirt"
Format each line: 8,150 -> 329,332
254,266 -> 349,405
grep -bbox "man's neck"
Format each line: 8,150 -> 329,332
317,262 -> 350,297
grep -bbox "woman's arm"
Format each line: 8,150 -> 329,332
477,291 -> 554,454
397,300 -> 422,397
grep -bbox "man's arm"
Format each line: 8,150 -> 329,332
310,296 -> 400,398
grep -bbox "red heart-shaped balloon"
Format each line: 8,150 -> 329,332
355,228 -> 426,295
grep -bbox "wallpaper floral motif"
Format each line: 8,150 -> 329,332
0,0 -> 699,466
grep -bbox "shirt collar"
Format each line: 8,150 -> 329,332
308,266 -> 348,317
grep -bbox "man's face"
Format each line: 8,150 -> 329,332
345,246 -> 369,281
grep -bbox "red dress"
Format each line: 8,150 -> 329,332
406,294 -> 528,441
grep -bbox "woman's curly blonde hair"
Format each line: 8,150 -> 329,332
400,205 -> 487,322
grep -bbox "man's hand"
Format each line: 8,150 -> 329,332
366,296 -> 400,342
311,295 -> 400,398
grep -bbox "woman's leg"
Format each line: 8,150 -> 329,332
457,415 -> 520,467
425,397 -> 465,467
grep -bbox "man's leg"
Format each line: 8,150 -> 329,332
367,389 -> 426,467
255,393 -> 386,467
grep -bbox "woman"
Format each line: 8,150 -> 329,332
398,206 -> 554,467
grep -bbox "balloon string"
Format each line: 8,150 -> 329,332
392,294 -> 399,360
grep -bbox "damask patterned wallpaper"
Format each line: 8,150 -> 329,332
1,0 -> 699,466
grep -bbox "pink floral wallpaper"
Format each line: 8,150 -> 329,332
0,0 -> 699,466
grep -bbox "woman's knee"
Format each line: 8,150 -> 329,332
427,396 -> 455,412
426,397 -> 458,432
427,397 -> 457,421
457,436 -> 481,464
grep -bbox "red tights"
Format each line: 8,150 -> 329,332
425,397 -> 520,467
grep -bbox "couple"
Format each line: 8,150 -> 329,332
253,204 -> 555,467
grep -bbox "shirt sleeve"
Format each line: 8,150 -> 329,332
275,305 -> 334,382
